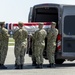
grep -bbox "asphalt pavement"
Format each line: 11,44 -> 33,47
0,46 -> 75,75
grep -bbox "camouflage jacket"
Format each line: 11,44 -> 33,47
1,28 -> 9,40
13,28 -> 28,46
33,28 -> 47,46
47,28 -> 58,46
0,27 -> 9,46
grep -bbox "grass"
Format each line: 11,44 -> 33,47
9,38 -> 15,42
8,37 -> 15,46
8,43 -> 15,46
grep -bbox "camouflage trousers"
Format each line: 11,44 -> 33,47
34,45 -> 44,65
14,45 -> 27,65
47,45 -> 56,64
0,45 -> 8,64
32,47 -> 36,63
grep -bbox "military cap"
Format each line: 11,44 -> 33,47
18,22 -> 23,26
38,22 -> 44,26
0,21 -> 5,25
51,22 -> 56,26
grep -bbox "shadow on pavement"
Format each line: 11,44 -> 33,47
56,63 -> 75,67
1,63 -> 75,70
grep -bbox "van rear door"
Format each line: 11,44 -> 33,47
62,5 -> 75,58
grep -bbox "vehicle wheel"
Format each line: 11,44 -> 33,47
55,59 -> 65,64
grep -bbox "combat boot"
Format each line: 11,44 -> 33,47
50,63 -> 55,68
35,64 -> 41,69
32,61 -> 37,66
40,64 -> 43,68
0,64 -> 7,69
20,64 -> 23,69
15,65 -> 20,69
0,64 -> 1,69
47,63 -> 55,68
15,63 -> 17,67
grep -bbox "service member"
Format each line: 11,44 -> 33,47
13,22 -> 28,69
47,22 -> 58,68
33,22 -> 47,68
0,22 -> 9,69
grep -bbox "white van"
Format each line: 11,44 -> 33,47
28,3 -> 75,64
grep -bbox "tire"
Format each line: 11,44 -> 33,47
55,59 -> 65,64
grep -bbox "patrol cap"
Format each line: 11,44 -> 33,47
18,22 -> 23,27
51,22 -> 56,26
0,21 -> 5,26
38,22 -> 44,26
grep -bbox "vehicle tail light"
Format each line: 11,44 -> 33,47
57,34 -> 61,51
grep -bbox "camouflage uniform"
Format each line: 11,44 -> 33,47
13,22 -> 28,69
47,22 -> 58,67
0,22 -> 9,69
33,23 -> 47,68
31,33 -> 36,66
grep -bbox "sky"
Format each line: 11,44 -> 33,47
0,0 -> 75,23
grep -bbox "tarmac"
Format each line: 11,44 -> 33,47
1,46 -> 75,75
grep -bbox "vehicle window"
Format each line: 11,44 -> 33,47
64,16 -> 75,35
